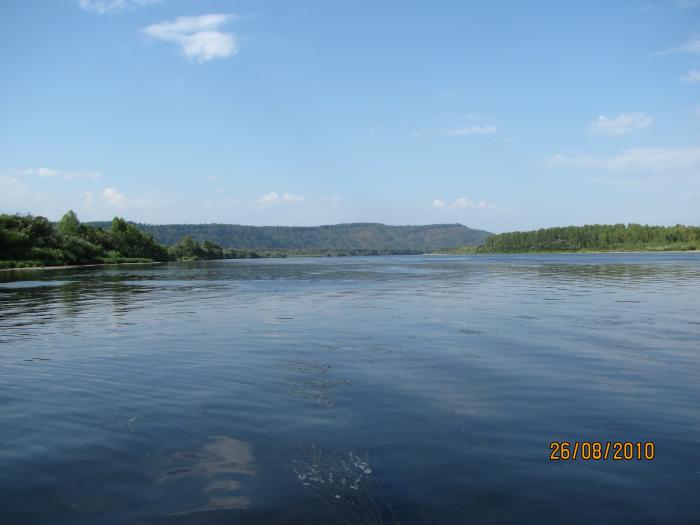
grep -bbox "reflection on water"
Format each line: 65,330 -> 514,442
0,254 -> 699,524
155,436 -> 255,513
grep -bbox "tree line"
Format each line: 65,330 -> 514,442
0,211 -> 267,269
0,210 -> 450,269
477,224 -> 700,253
4,213 -> 697,268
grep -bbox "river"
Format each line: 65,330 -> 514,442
1,254 -> 698,524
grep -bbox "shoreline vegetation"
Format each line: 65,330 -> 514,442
0,211 -> 272,270
0,211 -> 452,270
0,211 -> 259,269
2,213 -> 698,270
432,247 -> 700,255
435,224 -> 699,254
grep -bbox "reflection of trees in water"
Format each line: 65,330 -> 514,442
418,259 -> 700,286
0,284 -> 69,343
107,280 -> 147,319
292,445 -> 398,525
0,277 -> 165,343
154,435 -> 255,514
527,263 -> 700,284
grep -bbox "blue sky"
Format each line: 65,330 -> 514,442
1,0 -> 699,231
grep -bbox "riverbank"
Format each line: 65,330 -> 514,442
432,249 -> 700,255
0,261 -> 164,273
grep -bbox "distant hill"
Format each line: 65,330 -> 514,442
88,222 -> 492,251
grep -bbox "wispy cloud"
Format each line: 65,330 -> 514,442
681,69 -> 700,83
21,167 -> 102,181
432,197 -> 503,211
414,124 -> 498,138
445,125 -> 498,136
78,0 -> 162,15
83,187 -> 161,212
143,14 -> 239,62
655,34 -> 700,56
83,188 -> 124,209
102,187 -> 126,205
26,167 -> 60,178
588,113 -> 653,136
0,175 -> 30,199
0,175 -> 60,214
258,192 -> 305,205
547,146 -> 700,172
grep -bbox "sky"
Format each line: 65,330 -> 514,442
1,0 -> 699,232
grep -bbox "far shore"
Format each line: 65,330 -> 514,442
430,249 -> 700,255
0,261 -> 164,273
3,249 -> 699,273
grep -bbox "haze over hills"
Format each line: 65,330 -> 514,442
88,222 -> 492,251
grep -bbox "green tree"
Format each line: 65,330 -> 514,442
58,210 -> 81,237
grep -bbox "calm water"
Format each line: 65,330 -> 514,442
1,254 -> 699,524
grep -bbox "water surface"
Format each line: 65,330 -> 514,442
1,254 -> 699,524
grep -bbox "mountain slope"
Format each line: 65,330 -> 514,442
89,222 -> 492,251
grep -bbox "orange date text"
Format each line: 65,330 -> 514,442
549,441 -> 655,461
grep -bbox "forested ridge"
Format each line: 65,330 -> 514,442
1,212 -> 491,269
478,224 -> 700,253
6,212 -> 696,269
87,222 -> 492,251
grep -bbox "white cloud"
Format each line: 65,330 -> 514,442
259,192 -> 279,204
78,0 -> 162,15
445,125 -> 498,136
21,167 -> 59,178
414,124 -> 499,137
21,167 -> 102,181
282,192 -> 305,202
102,187 -> 126,205
547,146 -> 700,172
143,14 -> 239,62
36,167 -> 59,177
81,187 -> 161,214
655,34 -> 700,55
258,192 -> 305,205
681,69 -> 700,83
450,197 -> 496,210
433,197 -> 503,212
588,113 -> 653,136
